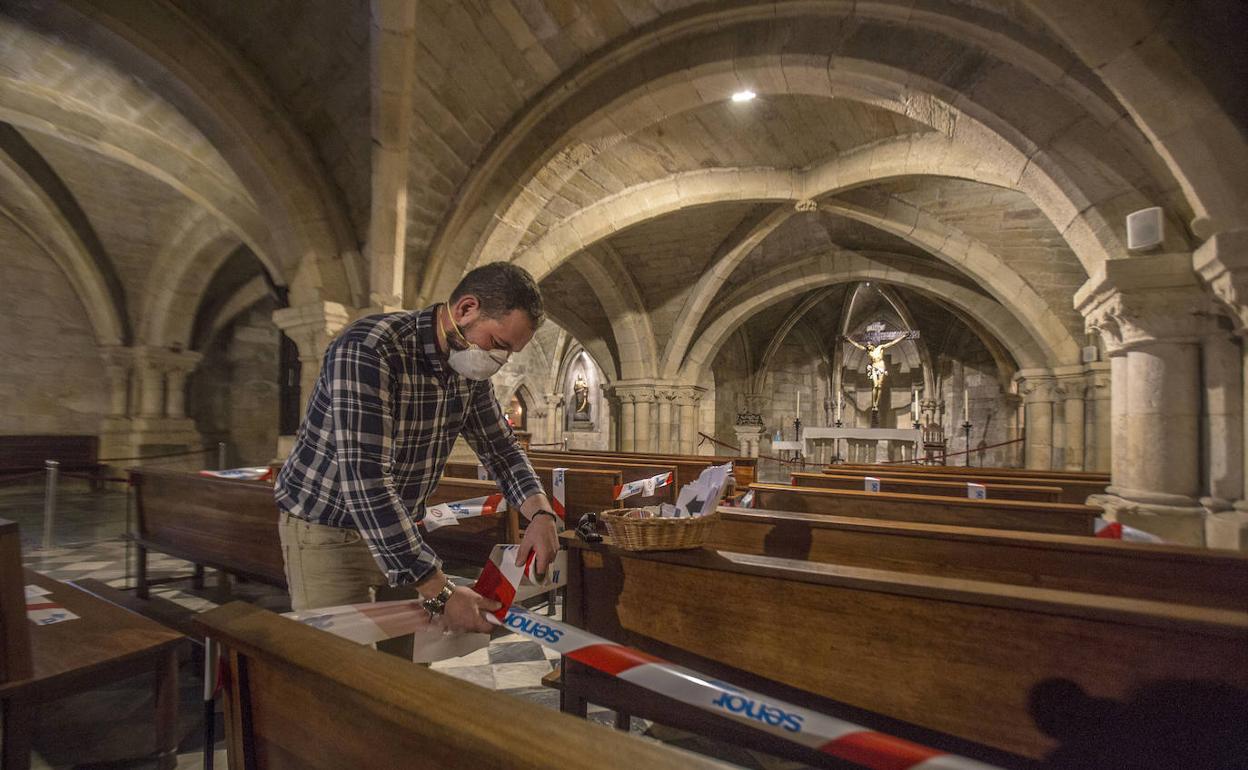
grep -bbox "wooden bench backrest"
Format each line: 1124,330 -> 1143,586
823,467 -> 1104,504
564,537 -> 1248,760
443,462 -> 622,523
0,518 -> 32,683
832,462 -> 1109,483
791,471 -> 1062,503
710,507 -> 1248,610
517,456 -> 677,506
0,434 -> 99,472
194,602 -> 717,770
131,468 -> 287,586
750,482 -> 1099,535
552,449 -> 756,487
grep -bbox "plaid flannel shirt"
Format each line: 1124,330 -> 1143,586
275,306 -> 544,586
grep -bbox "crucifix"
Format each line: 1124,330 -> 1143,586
840,322 -> 920,417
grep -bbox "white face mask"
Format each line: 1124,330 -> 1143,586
443,308 -> 510,380
448,346 -> 509,380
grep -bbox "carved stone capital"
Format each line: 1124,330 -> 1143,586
1075,253 -> 1212,354
272,301 -> 353,359
1194,229 -> 1248,333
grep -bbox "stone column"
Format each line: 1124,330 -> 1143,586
138,356 -> 166,418
1202,331 -> 1244,510
1195,230 -> 1248,546
1109,352 -> 1130,486
544,393 -> 563,446
656,389 -> 675,454
1056,376 -> 1086,472
1077,253 -> 1211,544
1001,393 -> 1023,467
633,389 -> 655,453
1084,364 -> 1112,473
1016,371 -> 1055,471
619,395 -> 636,451
99,346 -> 132,418
162,351 -> 202,420
734,426 -> 763,458
273,302 -> 353,414
674,387 -> 705,455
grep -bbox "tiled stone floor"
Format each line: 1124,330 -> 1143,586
3,480 -> 813,770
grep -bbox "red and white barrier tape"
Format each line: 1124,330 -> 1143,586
1094,517 -> 1165,543
551,467 -> 568,521
286,543 -> 1002,770
423,493 -> 506,531
613,471 -> 674,501
199,466 -> 272,482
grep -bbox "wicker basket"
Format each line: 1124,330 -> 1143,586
600,509 -> 719,551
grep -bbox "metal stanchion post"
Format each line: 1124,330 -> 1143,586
217,442 -> 227,470
42,459 -> 59,549
203,636 -> 218,770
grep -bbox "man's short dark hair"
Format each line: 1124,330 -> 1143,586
450,262 -> 544,327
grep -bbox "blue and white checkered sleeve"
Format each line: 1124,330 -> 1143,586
329,341 -> 441,586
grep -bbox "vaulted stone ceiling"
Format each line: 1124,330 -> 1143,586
0,0 -> 1232,391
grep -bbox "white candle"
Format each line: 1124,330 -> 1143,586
963,389 -> 970,417
835,398 -> 841,422
796,389 -> 801,416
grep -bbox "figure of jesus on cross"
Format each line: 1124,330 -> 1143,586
840,322 -> 920,413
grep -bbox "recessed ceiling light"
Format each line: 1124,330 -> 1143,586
731,89 -> 756,103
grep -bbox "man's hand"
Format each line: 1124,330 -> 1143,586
442,585 -> 500,634
516,513 -> 559,578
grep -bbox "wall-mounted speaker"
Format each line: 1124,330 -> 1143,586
1081,345 -> 1099,364
1126,207 -> 1164,251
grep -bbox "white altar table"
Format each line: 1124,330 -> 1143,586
801,427 -> 922,463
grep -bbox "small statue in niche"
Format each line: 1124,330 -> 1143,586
572,373 -> 591,421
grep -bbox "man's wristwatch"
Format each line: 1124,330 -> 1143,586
420,579 -> 456,618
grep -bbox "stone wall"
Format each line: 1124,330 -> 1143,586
0,218 -> 110,435
187,299 -> 281,466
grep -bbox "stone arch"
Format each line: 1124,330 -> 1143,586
17,0 -> 365,307
681,252 -> 1051,385
568,245 -> 659,379
141,209 -> 245,349
0,128 -> 126,346
421,4 -> 1182,303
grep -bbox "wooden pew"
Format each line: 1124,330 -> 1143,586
130,467 -> 287,597
129,469 -> 520,598
708,507 -> 1248,610
194,601 -> 717,770
519,454 -> 678,507
562,535 -> 1248,763
823,467 -> 1104,505
751,482 -> 1100,536
2,519 -> 186,769
833,462 -> 1109,483
443,462 -> 622,527
553,449 -> 756,487
791,471 -> 1062,503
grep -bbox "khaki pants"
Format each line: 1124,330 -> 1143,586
277,512 -> 418,659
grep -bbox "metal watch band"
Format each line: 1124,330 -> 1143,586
421,579 -> 455,617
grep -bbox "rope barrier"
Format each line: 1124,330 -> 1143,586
0,470 -> 46,486
527,441 -> 565,448
97,445 -> 217,463
874,436 -> 1024,465
697,432 -> 821,467
60,471 -> 131,484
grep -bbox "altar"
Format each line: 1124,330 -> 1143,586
801,427 -> 922,464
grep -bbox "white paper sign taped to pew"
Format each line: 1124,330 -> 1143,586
864,476 -> 881,493
967,482 -> 986,499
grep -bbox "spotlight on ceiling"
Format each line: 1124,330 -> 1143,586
731,89 -> 756,103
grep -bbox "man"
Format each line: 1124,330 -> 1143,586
275,262 -> 561,638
